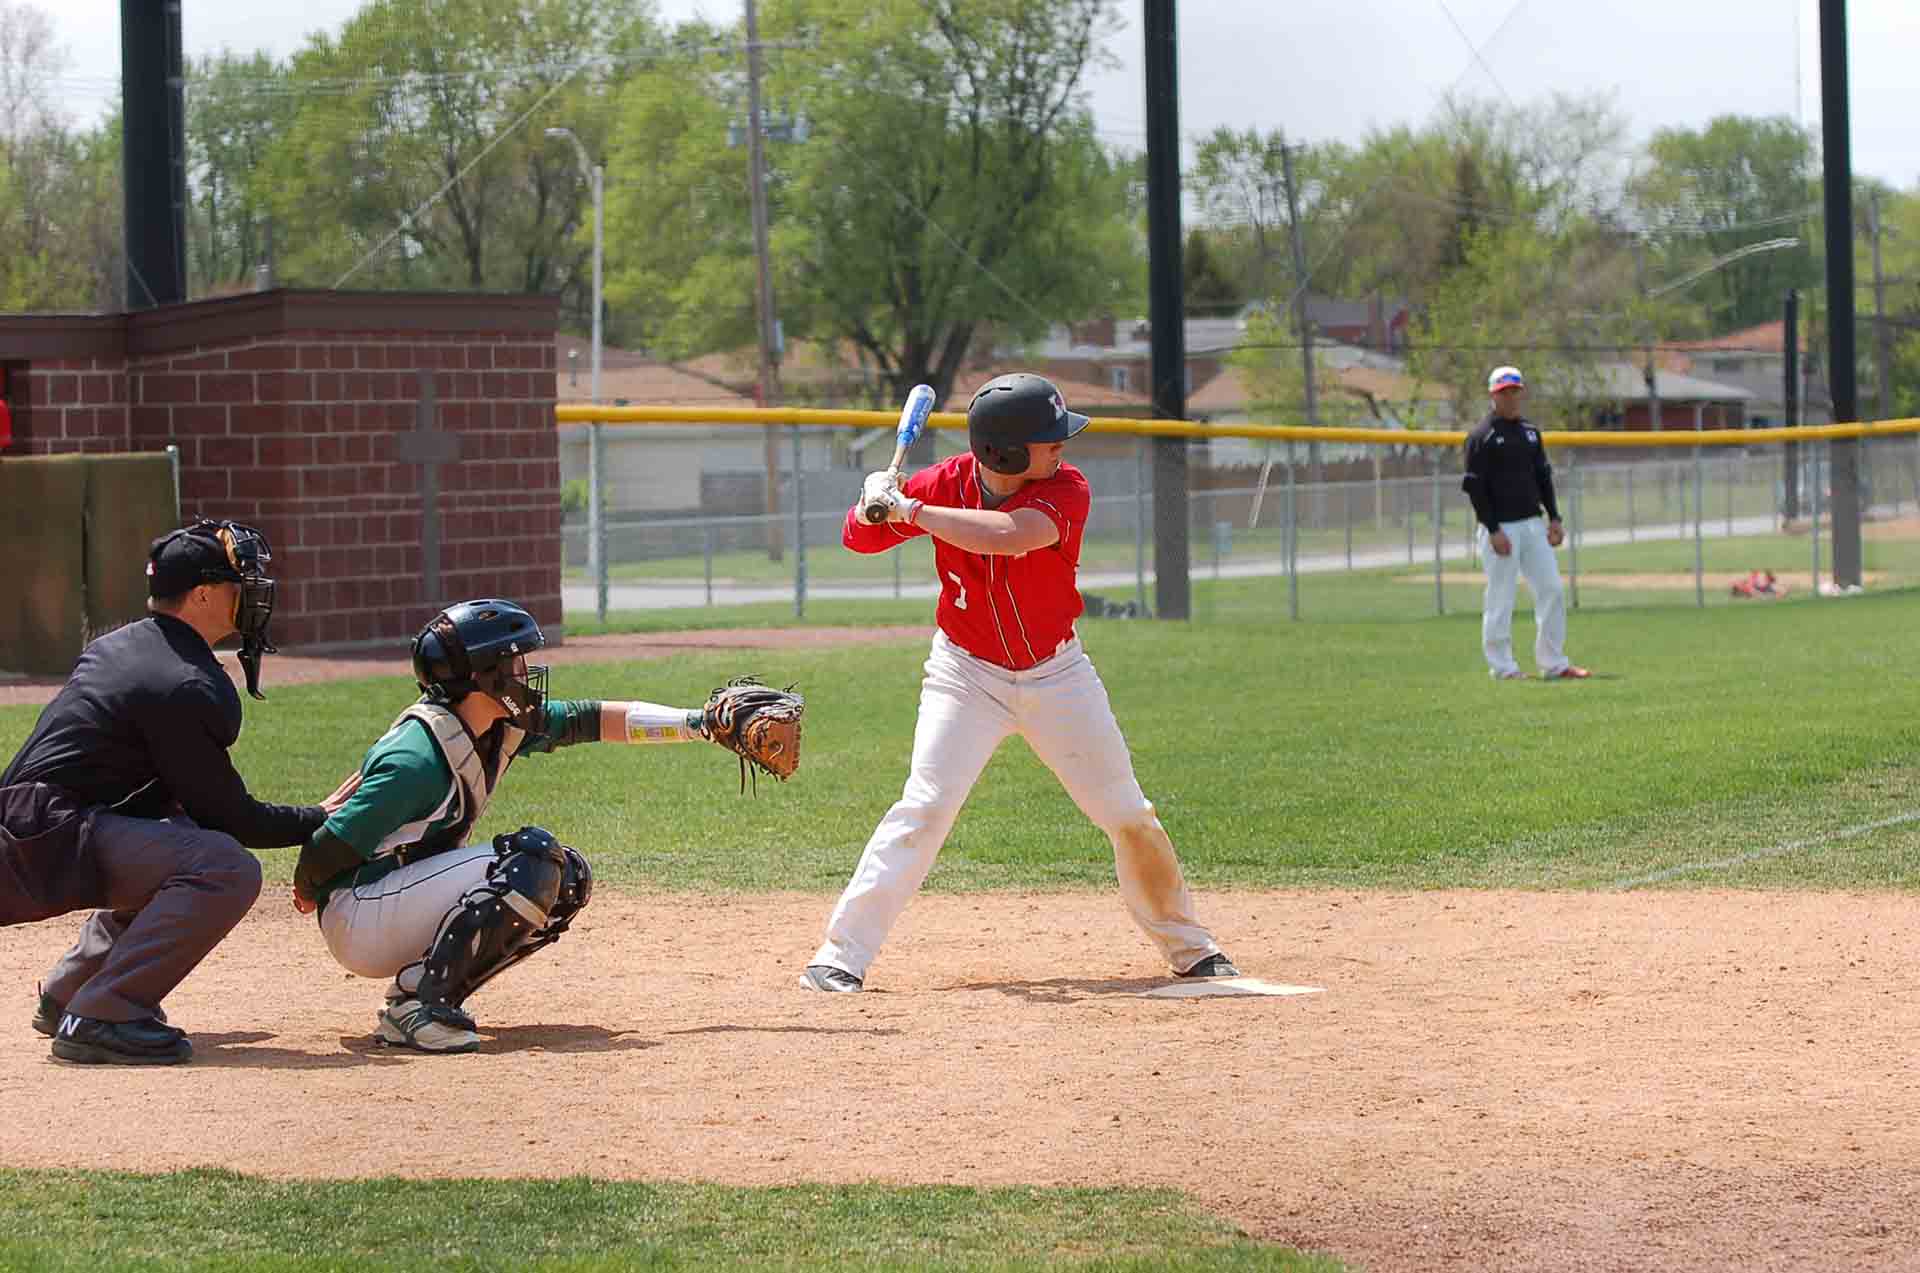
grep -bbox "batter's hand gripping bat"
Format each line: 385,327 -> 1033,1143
862,383 -> 937,524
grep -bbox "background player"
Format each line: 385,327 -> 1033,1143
800,372 -> 1237,992
1461,365 -> 1590,681
294,598 -> 799,1053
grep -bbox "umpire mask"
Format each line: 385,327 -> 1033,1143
148,519 -> 279,700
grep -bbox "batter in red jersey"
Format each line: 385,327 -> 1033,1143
799,373 -> 1238,992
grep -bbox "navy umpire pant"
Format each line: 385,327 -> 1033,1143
40,814 -> 262,1023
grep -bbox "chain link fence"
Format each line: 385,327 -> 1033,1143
559,419 -> 1920,625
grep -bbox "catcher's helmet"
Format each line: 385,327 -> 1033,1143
412,599 -> 548,731
967,373 -> 1090,475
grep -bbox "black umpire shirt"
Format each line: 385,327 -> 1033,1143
1,614 -> 323,848
1461,411 -> 1562,533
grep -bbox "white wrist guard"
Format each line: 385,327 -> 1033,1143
623,701 -> 705,743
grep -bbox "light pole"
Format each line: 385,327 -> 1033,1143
546,126 -> 608,621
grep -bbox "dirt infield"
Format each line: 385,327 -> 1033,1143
4,889 -> 1917,1272
6,622 -> 1920,1270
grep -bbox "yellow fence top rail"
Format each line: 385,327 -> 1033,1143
553,403 -> 1920,449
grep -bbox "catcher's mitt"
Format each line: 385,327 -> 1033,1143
703,676 -> 804,792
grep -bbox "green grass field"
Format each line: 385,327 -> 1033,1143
0,1171 -> 1333,1273
5,589 -> 1918,1269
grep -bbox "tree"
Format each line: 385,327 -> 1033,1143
604,0 -> 1141,405
186,52 -> 297,294
259,0 -> 651,309
1228,307 -> 1361,426
1407,221 -> 1636,432
1630,115 -> 1820,333
1182,228 -> 1238,316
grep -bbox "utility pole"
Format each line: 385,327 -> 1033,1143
1280,142 -> 1321,519
745,0 -> 784,561
1870,188 -> 1892,419
1784,288 -> 1800,520
1143,0 -> 1189,620
1280,145 -> 1317,429
1633,237 -> 1662,432
1819,0 -> 1861,586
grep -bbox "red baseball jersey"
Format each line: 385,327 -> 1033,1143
842,453 -> 1089,670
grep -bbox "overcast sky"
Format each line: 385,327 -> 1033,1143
36,0 -> 1920,187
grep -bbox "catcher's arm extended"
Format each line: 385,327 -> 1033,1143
602,700 -> 708,744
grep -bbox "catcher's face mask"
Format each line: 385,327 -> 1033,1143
490,654 -> 549,734
420,613 -> 548,733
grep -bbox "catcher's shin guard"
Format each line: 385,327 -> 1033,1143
409,827 -> 593,1011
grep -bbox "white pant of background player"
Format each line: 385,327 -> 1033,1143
1476,514 -> 1570,678
812,631 -> 1222,980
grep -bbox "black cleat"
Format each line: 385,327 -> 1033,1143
30,987 -> 61,1038
49,1015 -> 192,1065
35,987 -> 174,1040
1177,953 -> 1241,979
798,964 -> 863,993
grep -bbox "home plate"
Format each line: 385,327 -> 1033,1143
1140,977 -> 1323,999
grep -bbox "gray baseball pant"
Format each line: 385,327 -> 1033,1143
39,814 -> 262,1023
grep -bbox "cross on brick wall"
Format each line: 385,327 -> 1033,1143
393,369 -> 462,607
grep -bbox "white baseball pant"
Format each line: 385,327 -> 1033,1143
318,844 -> 497,978
811,631 -> 1221,980
1476,514 -> 1569,678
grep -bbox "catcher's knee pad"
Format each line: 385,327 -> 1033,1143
413,826 -> 580,1009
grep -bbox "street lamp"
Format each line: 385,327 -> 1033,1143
546,126 -> 608,620
545,127 -> 604,407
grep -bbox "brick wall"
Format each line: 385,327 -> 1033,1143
0,290 -> 562,652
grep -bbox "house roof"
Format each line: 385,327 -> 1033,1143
555,354 -> 757,408
1584,362 -> 1755,402
1182,364 -> 1429,416
1665,320 -> 1806,355
941,368 -> 1157,414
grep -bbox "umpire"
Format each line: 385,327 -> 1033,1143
0,519 -> 325,1064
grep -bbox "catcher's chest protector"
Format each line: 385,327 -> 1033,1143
381,703 -> 523,860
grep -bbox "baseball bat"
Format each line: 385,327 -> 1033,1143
863,383 -> 937,524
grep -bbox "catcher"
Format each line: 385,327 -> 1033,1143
291,598 -> 801,1054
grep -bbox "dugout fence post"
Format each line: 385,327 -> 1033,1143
1134,439 -> 1148,614
1344,479 -> 1353,572
704,524 -> 715,607
1693,443 -> 1705,607
1567,446 -> 1580,610
1286,440 -> 1298,621
893,543 -> 902,598
791,424 -> 806,618
589,422 -> 608,622
1431,447 -> 1444,616
1812,440 -> 1823,597
165,444 -> 181,524
1725,451 -> 1735,537
1626,464 -> 1635,541
1904,433 -> 1920,514
1405,469 -> 1415,563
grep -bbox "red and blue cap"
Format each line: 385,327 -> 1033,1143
1487,365 -> 1525,393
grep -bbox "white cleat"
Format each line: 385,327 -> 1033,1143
377,998 -> 481,1054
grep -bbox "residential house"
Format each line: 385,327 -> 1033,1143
1665,320 -> 1830,428
554,338 -> 838,528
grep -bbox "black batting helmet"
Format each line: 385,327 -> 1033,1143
967,373 -> 1090,475
412,599 -> 548,731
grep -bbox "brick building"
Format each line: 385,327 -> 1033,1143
0,289 -> 561,651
